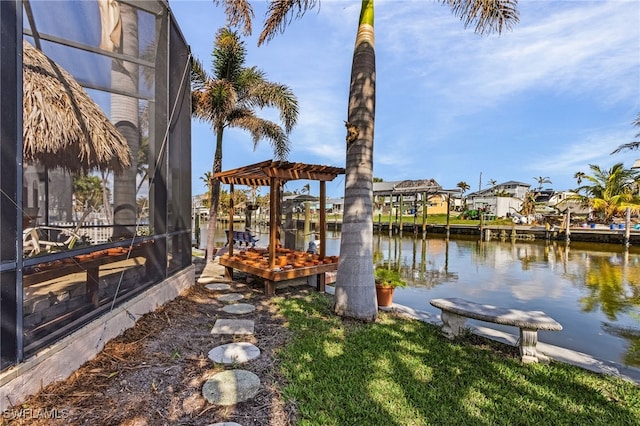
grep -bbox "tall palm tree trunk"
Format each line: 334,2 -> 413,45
205,129 -> 224,262
111,4 -> 139,239
334,0 -> 377,321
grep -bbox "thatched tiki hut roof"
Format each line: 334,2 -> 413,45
22,40 -> 131,174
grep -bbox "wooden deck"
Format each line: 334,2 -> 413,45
219,255 -> 337,296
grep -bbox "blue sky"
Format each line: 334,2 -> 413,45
170,0 -> 639,199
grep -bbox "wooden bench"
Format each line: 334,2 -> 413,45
224,230 -> 259,248
430,297 -> 562,363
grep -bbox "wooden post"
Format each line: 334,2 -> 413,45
399,193 -> 404,236
445,193 -> 451,239
565,209 -> 571,244
304,201 -> 311,240
228,183 -> 234,257
624,207 -> 631,248
422,192 -> 427,238
269,178 -> 277,270
319,181 -> 326,259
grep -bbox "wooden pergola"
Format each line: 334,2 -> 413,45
214,160 -> 345,295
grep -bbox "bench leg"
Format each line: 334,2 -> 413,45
519,328 -> 547,363
440,311 -> 467,338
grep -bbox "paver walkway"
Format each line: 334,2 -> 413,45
200,259 -> 263,419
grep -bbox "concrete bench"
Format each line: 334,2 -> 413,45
430,297 -> 562,363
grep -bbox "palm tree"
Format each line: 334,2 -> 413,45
533,176 -> 552,191
109,3 -> 140,239
611,113 -> 640,154
487,179 -> 498,194
574,171 -> 586,185
222,0 -> 519,320
200,172 -> 214,208
191,28 -> 298,262
572,163 -> 640,223
456,181 -> 470,196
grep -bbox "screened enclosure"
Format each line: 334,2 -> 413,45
1,0 -> 192,369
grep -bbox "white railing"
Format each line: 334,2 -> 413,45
50,221 -> 113,244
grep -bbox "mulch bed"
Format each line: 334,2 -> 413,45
5,258 -> 303,425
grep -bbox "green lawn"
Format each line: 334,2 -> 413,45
275,292 -> 640,426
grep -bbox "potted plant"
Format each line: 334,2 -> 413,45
374,266 -> 407,307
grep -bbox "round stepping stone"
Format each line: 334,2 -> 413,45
205,283 -> 231,291
217,293 -> 244,302
207,422 -> 243,426
208,342 -> 260,364
202,370 -> 260,406
211,319 -> 254,335
222,303 -> 255,314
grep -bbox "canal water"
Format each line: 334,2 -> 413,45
198,223 -> 640,368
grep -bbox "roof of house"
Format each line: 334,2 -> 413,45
373,179 -> 442,195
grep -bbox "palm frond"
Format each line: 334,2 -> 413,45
445,0 -> 519,35
611,142 -> 640,154
228,112 -> 290,160
190,57 -> 209,91
611,113 -> 640,154
213,28 -> 247,81
244,79 -> 299,133
213,0 -> 255,36
259,0 -> 319,46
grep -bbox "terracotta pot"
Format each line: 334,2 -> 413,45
375,285 -> 395,307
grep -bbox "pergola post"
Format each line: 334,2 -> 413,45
268,177 -> 278,270
228,183 -> 234,257
319,181 -> 326,259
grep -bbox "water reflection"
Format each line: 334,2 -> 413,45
200,222 -> 640,368
374,234 -> 640,368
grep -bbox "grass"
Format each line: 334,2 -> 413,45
275,292 -> 640,426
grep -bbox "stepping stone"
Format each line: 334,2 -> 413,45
222,303 -> 255,314
197,276 -> 221,284
202,369 -> 260,406
205,283 -> 231,291
208,342 -> 260,364
207,423 -> 243,426
211,319 -> 254,335
217,293 -> 244,302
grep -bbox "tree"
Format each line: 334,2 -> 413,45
223,0 -> 519,320
533,176 -> 552,191
191,28 -> 298,262
73,174 -> 106,222
456,181 -> 470,196
200,172 -> 213,208
108,3 -> 140,239
572,163 -> 640,223
611,113 -> 640,154
487,179 -> 498,193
